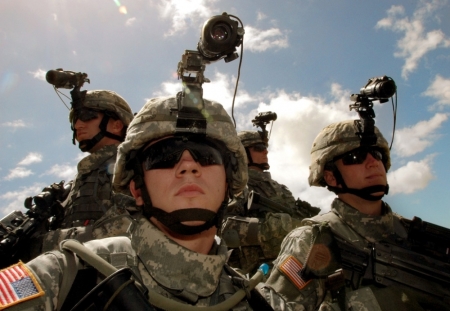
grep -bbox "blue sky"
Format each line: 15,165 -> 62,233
1,0 -> 450,227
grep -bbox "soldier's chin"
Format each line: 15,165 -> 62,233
370,191 -> 385,197
180,220 -> 206,226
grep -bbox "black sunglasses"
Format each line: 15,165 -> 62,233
334,146 -> 384,165
250,143 -> 267,152
139,137 -> 224,170
72,108 -> 99,126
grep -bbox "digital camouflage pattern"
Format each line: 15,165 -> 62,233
238,130 -> 267,147
60,144 -> 123,229
259,199 -> 449,310
69,89 -> 134,126
247,170 -> 296,215
308,120 -> 391,187
21,145 -> 125,262
223,169 -> 318,274
5,212 -> 252,310
40,193 -> 137,253
113,96 -> 248,195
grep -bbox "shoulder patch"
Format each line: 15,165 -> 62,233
0,262 -> 44,309
278,255 -> 311,290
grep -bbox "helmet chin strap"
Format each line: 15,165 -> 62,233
328,168 -> 389,201
73,114 -> 124,152
327,184 -> 389,201
145,203 -> 227,236
130,156 -> 227,236
245,148 -> 269,170
249,163 -> 270,170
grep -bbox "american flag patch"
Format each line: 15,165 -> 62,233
0,262 -> 44,309
279,255 -> 311,290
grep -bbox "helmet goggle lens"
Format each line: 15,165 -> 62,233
250,143 -> 267,152
72,109 -> 99,126
334,146 -> 384,165
139,137 -> 224,170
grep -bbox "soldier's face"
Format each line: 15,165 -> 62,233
74,111 -> 103,142
332,151 -> 387,192
135,138 -> 227,227
249,145 -> 268,164
74,112 -> 123,152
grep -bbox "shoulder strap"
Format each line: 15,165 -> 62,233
224,264 -> 274,311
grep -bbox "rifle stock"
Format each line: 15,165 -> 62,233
0,180 -> 72,267
247,191 -> 293,215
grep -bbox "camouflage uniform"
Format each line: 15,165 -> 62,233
258,120 -> 450,310
259,199 -> 450,310
4,210 -> 252,311
61,89 -> 134,228
0,96 -> 262,310
59,144 -> 118,228
222,131 -> 319,275
21,90 -> 133,263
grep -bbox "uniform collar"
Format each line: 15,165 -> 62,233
248,169 -> 271,181
332,198 -> 395,243
77,144 -> 118,174
131,217 -> 227,297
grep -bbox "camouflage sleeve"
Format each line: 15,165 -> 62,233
294,199 -> 321,219
225,187 -> 249,216
221,212 -> 302,258
259,226 -> 327,311
5,250 -> 79,311
259,213 -> 302,259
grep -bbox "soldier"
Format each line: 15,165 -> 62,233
1,96 -> 273,310
59,89 -> 134,229
19,90 -> 135,262
222,130 -> 319,275
258,120 -> 450,310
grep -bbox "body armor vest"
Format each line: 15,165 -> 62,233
61,145 -> 119,228
246,170 -> 296,217
304,208 -> 450,311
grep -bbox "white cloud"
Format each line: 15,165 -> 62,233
125,17 -> 136,26
393,113 -> 448,157
244,26 -> 289,52
44,163 -> 77,181
423,74 -> 450,107
388,155 -> 435,194
246,86 -> 355,212
151,73 -> 443,209
1,119 -> 26,129
18,152 -> 43,166
0,183 -> 46,216
4,167 -> 34,180
257,11 -> 267,21
376,1 -> 450,79
153,71 -> 254,111
157,0 -> 215,36
29,69 -> 46,81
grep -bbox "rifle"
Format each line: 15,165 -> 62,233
0,180 -> 72,267
247,191 -> 320,219
330,223 -> 450,304
247,190 -> 294,215
403,216 -> 450,263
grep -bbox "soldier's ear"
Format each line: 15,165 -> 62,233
323,170 -> 337,187
108,119 -> 124,136
130,180 -> 144,206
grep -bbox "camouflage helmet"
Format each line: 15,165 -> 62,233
309,120 -> 391,187
69,90 -> 133,126
113,96 -> 248,194
238,130 -> 267,148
